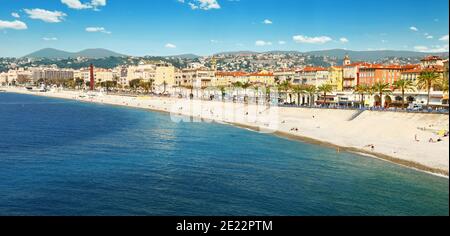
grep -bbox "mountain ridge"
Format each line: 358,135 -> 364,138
23,48 -> 449,61
24,48 -> 127,59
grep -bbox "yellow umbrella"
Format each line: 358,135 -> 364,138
437,130 -> 447,137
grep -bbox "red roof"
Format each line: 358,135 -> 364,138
275,68 -> 296,73
345,62 -> 372,67
215,71 -> 247,77
403,68 -> 422,73
301,67 -> 328,72
247,72 -> 274,76
215,71 -> 274,77
421,55 -> 443,61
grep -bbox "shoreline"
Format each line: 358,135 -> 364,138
229,122 -> 449,178
2,87 -> 449,178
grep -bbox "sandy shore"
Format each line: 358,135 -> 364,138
3,87 -> 449,177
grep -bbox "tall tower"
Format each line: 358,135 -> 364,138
343,54 -> 351,66
90,64 -> 95,91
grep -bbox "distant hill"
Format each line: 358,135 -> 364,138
216,49 -> 449,61
303,49 -> 449,61
164,54 -> 200,59
21,48 -> 449,62
214,51 -> 258,56
24,48 -> 127,59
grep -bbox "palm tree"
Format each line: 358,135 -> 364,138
393,79 -> 415,110
75,78 -> 84,90
139,81 -> 152,94
231,81 -> 243,102
372,82 -> 391,108
217,86 -> 227,102
317,84 -> 334,107
241,81 -> 252,103
291,85 -> 305,106
184,85 -> 194,99
354,84 -> 372,108
303,85 -> 317,107
129,79 -> 142,92
112,75 -> 120,91
441,77 -> 449,94
162,81 -> 168,94
265,86 -> 272,104
417,70 -> 441,108
277,81 -> 292,103
252,84 -> 261,104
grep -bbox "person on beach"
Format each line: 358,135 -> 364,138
415,134 -> 420,142
365,144 -> 375,151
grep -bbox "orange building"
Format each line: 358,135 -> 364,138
342,62 -> 372,90
359,64 -> 418,87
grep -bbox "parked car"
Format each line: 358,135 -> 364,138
408,104 -> 424,111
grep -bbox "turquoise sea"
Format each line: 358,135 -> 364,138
0,93 -> 448,216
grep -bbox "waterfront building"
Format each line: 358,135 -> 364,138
295,67 -> 329,86
0,72 -> 8,85
31,68 -> 75,82
213,71 -> 248,87
421,55 -> 445,68
1,68 -> 32,85
342,62 -> 371,91
328,66 -> 344,91
154,63 -> 176,93
274,69 -> 296,84
177,68 -> 215,89
359,64 -> 416,87
78,68 -> 114,84
126,64 -> 156,85
124,62 -> 176,92
246,70 -> 275,86
401,66 -> 423,84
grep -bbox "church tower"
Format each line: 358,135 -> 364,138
343,54 -> 351,66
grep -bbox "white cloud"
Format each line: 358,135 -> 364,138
165,43 -> 177,48
43,37 -> 58,41
263,19 -> 272,24
339,37 -> 349,43
439,35 -> 449,41
61,0 -> 91,9
24,9 -> 66,23
85,27 -> 111,34
278,41 -> 286,45
255,40 -> 272,46
91,0 -> 107,8
426,35 -> 434,39
11,12 -> 20,18
409,26 -> 418,32
0,20 -> 28,30
293,35 -> 332,44
61,0 -> 107,10
181,0 -> 221,10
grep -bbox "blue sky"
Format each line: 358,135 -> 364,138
0,0 -> 449,57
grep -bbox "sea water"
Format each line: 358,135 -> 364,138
0,93 -> 448,216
